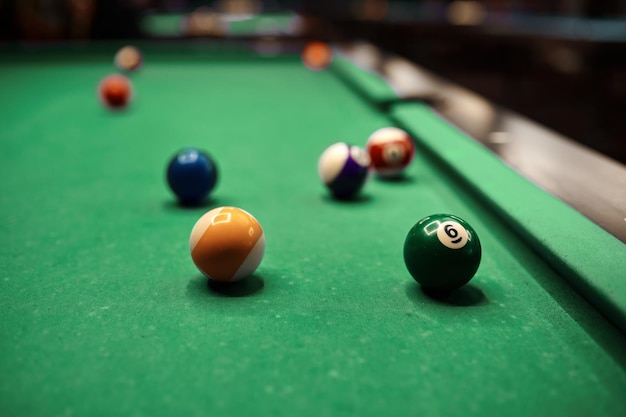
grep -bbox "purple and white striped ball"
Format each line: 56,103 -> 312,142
318,142 -> 370,199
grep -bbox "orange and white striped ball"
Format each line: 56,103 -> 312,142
366,127 -> 416,178
114,45 -> 143,72
189,207 -> 265,282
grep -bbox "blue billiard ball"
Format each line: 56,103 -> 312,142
317,142 -> 370,199
166,149 -> 218,205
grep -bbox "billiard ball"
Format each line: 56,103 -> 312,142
302,41 -> 333,71
114,45 -> 143,72
318,142 -> 370,199
98,74 -> 133,109
190,206 -> 265,282
404,213 -> 481,292
366,127 -> 415,178
166,148 -> 218,205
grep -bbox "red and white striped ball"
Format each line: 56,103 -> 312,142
366,127 -> 415,178
189,207 -> 265,282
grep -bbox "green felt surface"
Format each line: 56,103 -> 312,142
391,103 -> 626,334
141,13 -> 185,37
1,49 -> 626,417
331,57 -> 398,107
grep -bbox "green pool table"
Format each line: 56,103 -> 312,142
1,42 -> 625,417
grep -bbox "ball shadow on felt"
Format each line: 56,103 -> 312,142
206,275 -> 265,297
162,196 -> 220,211
322,193 -> 373,205
405,280 -> 489,307
187,274 -> 265,299
373,173 -> 416,185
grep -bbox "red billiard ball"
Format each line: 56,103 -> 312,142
366,127 -> 416,178
98,74 -> 133,109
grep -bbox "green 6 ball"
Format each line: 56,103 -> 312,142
403,214 -> 482,292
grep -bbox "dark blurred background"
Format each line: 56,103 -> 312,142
1,0 -> 625,164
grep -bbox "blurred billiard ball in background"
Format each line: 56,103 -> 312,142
98,74 -> 133,109
302,41 -> 333,71
114,45 -> 143,72
366,127 -> 416,178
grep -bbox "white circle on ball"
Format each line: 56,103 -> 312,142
436,221 -> 469,249
382,144 -> 405,165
